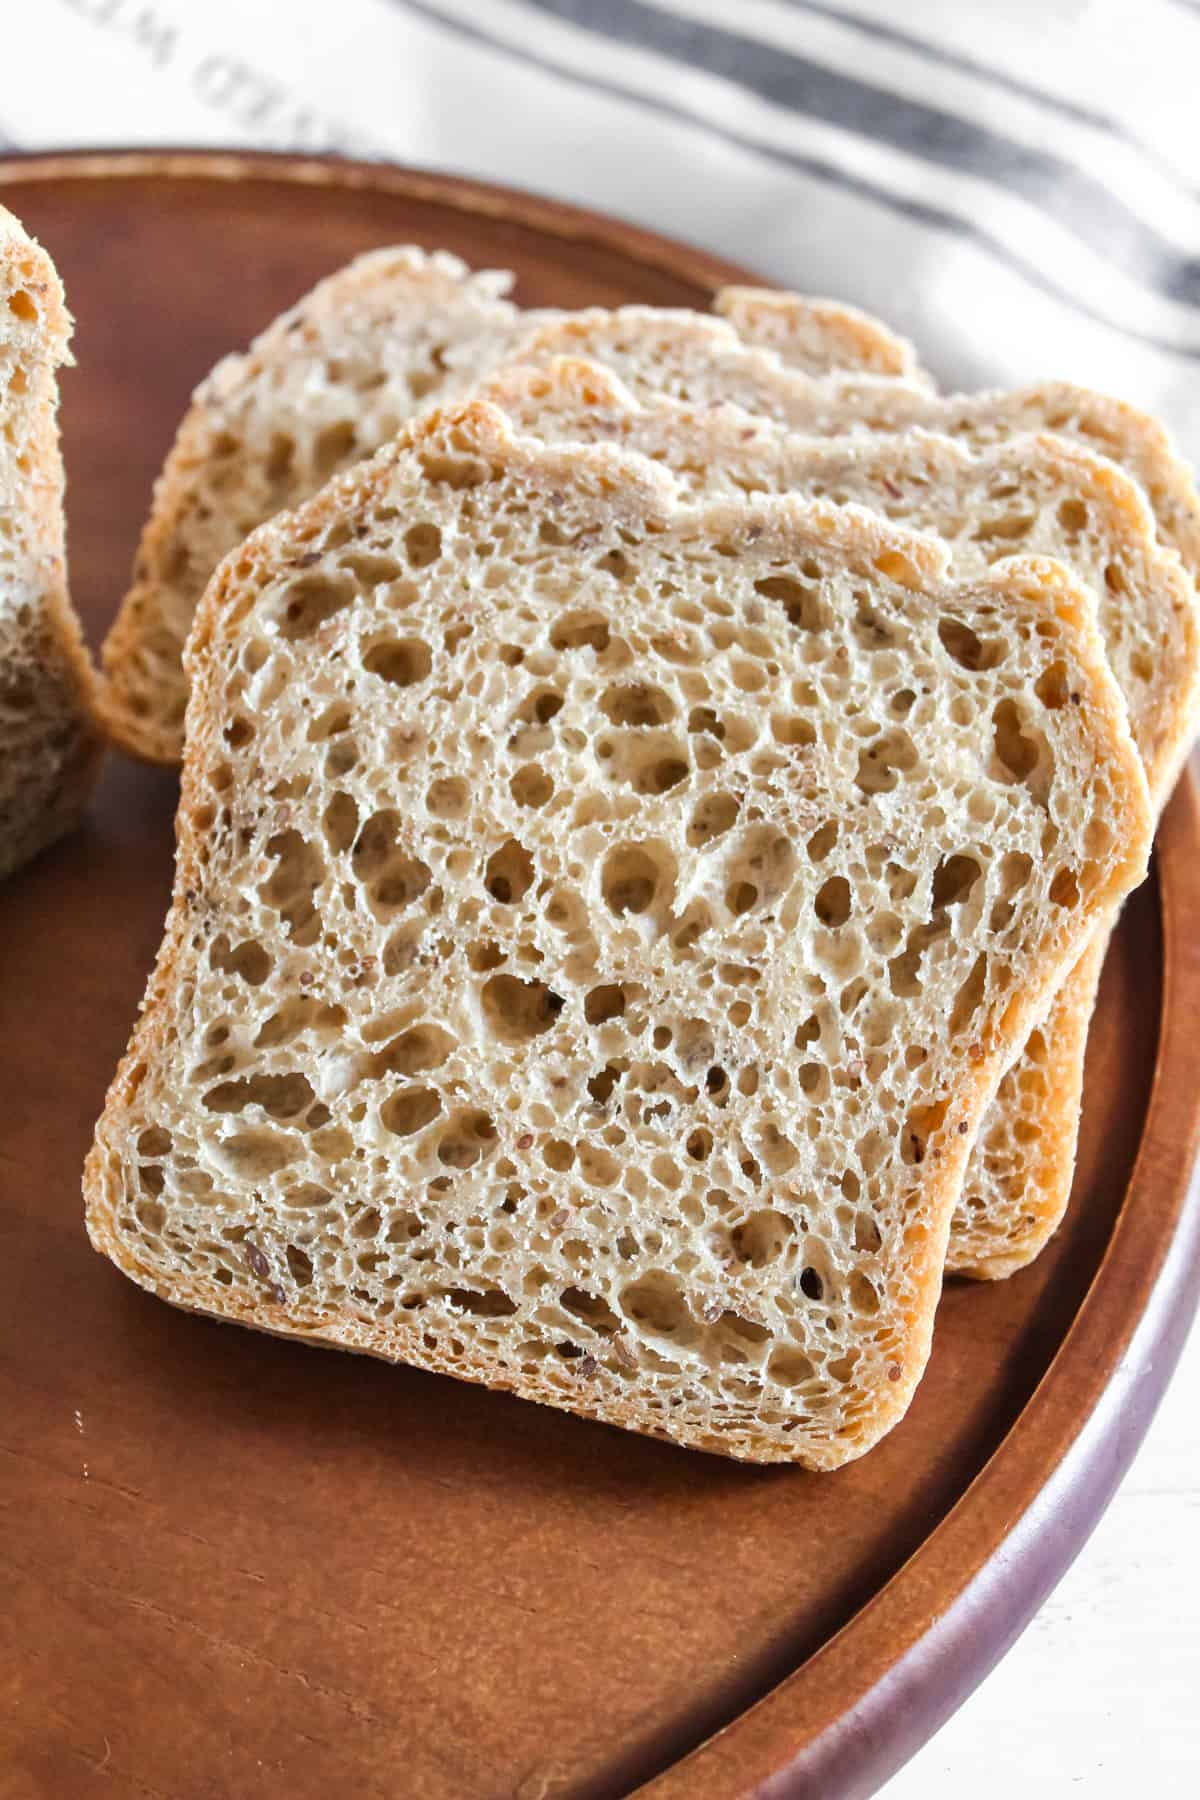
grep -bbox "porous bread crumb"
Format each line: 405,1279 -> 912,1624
99,263 -> 913,765
479,350 -> 1200,1279
0,205 -> 100,880
84,401 -> 1151,1467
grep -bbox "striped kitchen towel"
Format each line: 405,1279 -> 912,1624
9,0 -> 1200,452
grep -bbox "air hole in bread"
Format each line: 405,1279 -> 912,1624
950,954 -> 989,1034
350,811 -> 430,918
932,854 -> 981,909
210,934 -> 272,986
367,1025 -> 455,1079
620,1271 -> 697,1345
601,842 -> 672,916
323,790 -> 359,853
404,522 -> 443,568
991,699 -> 1044,788
277,572 -> 352,640
426,777 -> 469,819
814,876 -> 851,927
417,448 -> 489,489
1056,497 -> 1089,536
510,764 -> 554,808
970,512 -> 1037,553
903,1099 -> 948,1166
481,974 -> 564,1044
584,984 -> 625,1025
437,1109 -> 497,1168
561,1286 -> 620,1332
772,714 -> 815,747
339,551 -> 405,588
1035,660 -> 1071,709
286,1244 -> 314,1287
485,838 -> 535,904
754,573 -> 826,631
855,728 -> 918,795
8,289 -> 37,322
688,705 -> 724,739
516,687 -> 564,727
601,682 -> 675,727
768,1346 -> 815,1386
362,636 -> 432,686
551,612 -> 611,653
687,791 -> 738,847
731,1208 -> 793,1267
214,1131 -> 297,1178
380,1086 -> 442,1137
1049,867 -> 1080,907
224,715 -> 254,749
204,1072 -> 316,1120
938,615 -> 1004,671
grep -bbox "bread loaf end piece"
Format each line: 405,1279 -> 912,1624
0,206 -> 100,881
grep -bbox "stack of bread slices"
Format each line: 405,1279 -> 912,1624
11,224 -> 1197,1467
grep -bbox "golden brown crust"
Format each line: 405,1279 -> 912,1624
951,933 -> 1107,1279
714,286 -> 929,384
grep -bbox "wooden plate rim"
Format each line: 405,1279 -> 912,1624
4,147 -> 1199,1799
0,145 -> 757,296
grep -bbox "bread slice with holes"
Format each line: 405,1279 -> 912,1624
0,206 -> 101,881
477,358 -> 1200,1277
84,400 -> 1150,1467
99,259 -> 919,766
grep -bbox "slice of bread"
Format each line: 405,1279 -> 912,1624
100,265 -> 917,765
0,206 -> 100,881
84,400 -> 1150,1467
714,286 -> 928,381
479,357 -> 1200,1276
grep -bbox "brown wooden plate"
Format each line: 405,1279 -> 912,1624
2,151 -> 1199,1800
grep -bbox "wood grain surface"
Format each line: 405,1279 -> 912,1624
1,152 -> 1198,1800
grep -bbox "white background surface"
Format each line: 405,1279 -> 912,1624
9,3 -> 1200,1791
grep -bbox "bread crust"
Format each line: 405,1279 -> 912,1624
84,401 -> 1151,1466
714,286 -> 929,383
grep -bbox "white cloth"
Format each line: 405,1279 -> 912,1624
10,0 -> 1200,454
